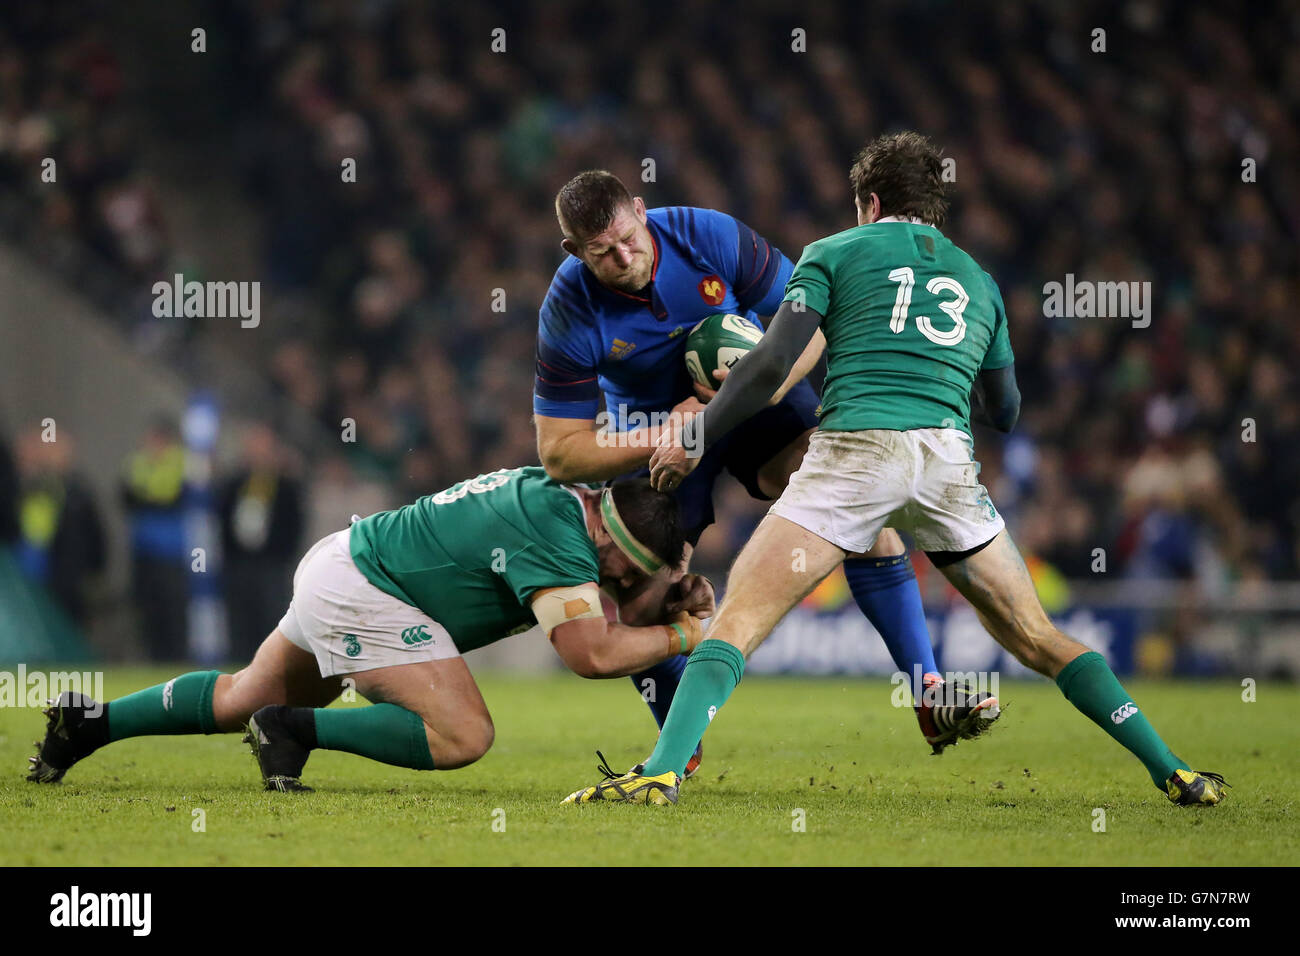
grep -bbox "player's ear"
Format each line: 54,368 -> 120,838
632,196 -> 647,221
561,237 -> 580,258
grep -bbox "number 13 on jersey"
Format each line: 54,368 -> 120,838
888,266 -> 969,346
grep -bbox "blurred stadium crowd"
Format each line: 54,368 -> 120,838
1,1 -> 1296,660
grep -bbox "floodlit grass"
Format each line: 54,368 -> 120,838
1,669 -> 1293,865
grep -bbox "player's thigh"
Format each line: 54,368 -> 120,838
768,429 -> 908,555
214,629 -> 343,730
710,513 -> 846,657
856,527 -> 906,558
755,426 -> 814,497
727,380 -> 820,500
352,657 -> 493,756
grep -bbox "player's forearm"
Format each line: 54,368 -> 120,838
538,426 -> 655,482
970,364 -> 1021,433
585,622 -> 689,677
553,599 -> 703,677
768,328 -> 826,405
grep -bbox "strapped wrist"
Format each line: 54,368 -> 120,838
668,621 -> 688,655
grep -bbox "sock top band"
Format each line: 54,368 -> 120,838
1054,650 -> 1106,694
689,638 -> 746,683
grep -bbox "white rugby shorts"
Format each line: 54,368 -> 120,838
770,427 -> 1005,556
276,528 -> 459,677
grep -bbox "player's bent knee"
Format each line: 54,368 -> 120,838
431,716 -> 495,770
471,717 -> 496,758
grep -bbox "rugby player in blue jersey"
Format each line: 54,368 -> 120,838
533,171 -> 997,769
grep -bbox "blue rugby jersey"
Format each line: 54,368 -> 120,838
533,207 -> 793,430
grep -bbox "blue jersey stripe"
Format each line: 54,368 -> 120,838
543,283 -> 587,323
534,336 -> 599,404
734,220 -> 783,311
533,394 -> 600,419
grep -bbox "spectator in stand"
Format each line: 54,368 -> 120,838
120,417 -> 189,661
6,1 -> 1298,605
13,426 -> 106,627
218,0 -> 1297,588
218,422 -> 304,661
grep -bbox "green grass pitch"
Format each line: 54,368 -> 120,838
1,668 -> 1296,866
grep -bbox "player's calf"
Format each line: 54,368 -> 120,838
242,657 -> 492,790
935,531 -> 1086,679
244,700 -> 447,791
940,531 -> 1223,801
999,620 -> 1089,679
350,657 -> 493,769
212,630 -> 344,730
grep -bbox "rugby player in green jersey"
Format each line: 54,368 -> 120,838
28,468 -> 714,792
565,132 -> 1227,808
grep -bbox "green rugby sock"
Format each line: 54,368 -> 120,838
107,670 -> 220,741
1055,651 -> 1190,789
312,703 -> 435,771
642,639 -> 746,778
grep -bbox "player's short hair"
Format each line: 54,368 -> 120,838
849,131 -> 949,228
555,170 -> 634,242
607,477 -> 686,571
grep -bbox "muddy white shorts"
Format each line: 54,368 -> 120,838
276,528 -> 459,677
770,427 -> 1005,556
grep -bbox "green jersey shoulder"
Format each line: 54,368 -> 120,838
783,220 -> 1013,436
348,466 -> 599,653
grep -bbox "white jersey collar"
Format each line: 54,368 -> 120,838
561,485 -> 589,531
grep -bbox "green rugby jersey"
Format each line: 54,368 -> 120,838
348,466 -> 600,653
783,219 -> 1013,436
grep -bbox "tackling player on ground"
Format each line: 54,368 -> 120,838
534,171 -> 994,766
29,468 -> 713,791
564,132 -> 1227,808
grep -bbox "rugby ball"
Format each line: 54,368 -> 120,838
684,313 -> 764,391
